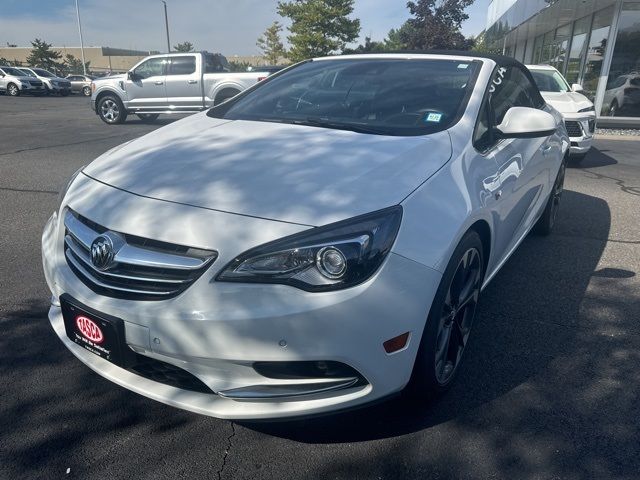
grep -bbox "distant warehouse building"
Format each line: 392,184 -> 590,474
0,46 -> 159,74
486,0 -> 640,126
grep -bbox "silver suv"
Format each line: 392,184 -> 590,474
0,66 -> 45,96
18,67 -> 71,96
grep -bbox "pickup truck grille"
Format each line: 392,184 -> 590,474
63,210 -> 217,301
564,121 -> 583,138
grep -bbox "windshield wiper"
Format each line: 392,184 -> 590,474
300,117 -> 390,136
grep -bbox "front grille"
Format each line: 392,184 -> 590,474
63,209 -> 217,301
128,353 -> 214,394
29,80 -> 43,87
565,120 -> 583,138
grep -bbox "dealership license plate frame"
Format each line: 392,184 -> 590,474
60,294 -> 134,367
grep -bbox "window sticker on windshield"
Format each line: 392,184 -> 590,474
457,63 -> 469,69
425,112 -> 443,123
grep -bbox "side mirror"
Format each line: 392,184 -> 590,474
571,83 -> 584,92
495,107 -> 557,139
127,71 -> 139,81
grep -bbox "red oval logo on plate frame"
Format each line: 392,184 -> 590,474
75,315 -> 104,344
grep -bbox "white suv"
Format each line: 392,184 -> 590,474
18,67 -> 71,96
528,65 -> 595,161
0,66 -> 45,96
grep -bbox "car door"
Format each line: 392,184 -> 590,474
67,76 -> 79,92
165,55 -> 202,110
125,57 -> 168,109
481,65 -> 557,262
0,68 -> 7,91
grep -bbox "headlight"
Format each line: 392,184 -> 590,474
578,106 -> 595,113
56,168 -> 83,211
217,206 -> 403,292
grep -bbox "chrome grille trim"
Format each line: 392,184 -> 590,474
63,209 -> 217,300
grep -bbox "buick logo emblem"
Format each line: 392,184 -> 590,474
90,235 -> 114,270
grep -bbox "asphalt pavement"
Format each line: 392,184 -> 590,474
1,96 -> 639,479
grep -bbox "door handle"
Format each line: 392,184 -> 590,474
187,79 -> 198,84
154,81 -> 164,85
542,145 -> 553,155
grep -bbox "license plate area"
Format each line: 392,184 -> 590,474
60,294 -> 134,367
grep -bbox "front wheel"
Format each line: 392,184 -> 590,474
60,90 -> 70,97
82,86 -> 91,96
97,95 -> 127,124
533,158 -> 566,235
136,113 -> 160,123
409,230 -> 485,397
7,83 -> 20,96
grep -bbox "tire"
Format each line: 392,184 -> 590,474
61,90 -> 70,97
214,88 -> 241,106
136,113 -> 160,123
409,230 -> 485,398
533,157 -> 566,236
608,100 -> 618,117
82,86 -> 91,96
97,95 -> 127,125
7,83 -> 20,97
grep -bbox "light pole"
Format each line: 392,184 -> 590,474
162,1 -> 171,53
74,0 -> 87,75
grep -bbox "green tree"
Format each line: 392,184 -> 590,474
0,56 -> 10,65
62,54 -> 90,75
173,41 -> 194,52
277,0 -> 360,62
343,36 -> 387,54
257,21 -> 287,64
26,38 -> 63,71
401,0 -> 475,51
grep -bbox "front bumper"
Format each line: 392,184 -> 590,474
42,179 -> 441,419
563,114 -> 596,156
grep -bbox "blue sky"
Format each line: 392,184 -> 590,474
0,0 -> 491,55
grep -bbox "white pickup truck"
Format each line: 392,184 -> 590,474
90,52 -> 269,124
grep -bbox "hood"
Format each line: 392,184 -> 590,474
94,74 -> 126,83
83,113 -> 452,226
541,91 -> 593,114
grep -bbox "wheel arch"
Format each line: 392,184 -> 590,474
94,89 -> 123,113
467,219 -> 491,277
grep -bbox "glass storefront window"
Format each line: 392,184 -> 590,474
565,15 -> 592,85
533,35 -> 544,64
601,2 -> 640,117
550,23 -> 572,72
541,31 -> 555,64
582,6 -> 615,102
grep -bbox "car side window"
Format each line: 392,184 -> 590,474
491,66 -> 541,125
168,56 -> 196,76
133,58 -> 166,79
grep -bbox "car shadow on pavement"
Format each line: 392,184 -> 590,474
242,189 -> 618,445
568,147 -> 617,168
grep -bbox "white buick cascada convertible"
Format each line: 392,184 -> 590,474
42,53 -> 569,420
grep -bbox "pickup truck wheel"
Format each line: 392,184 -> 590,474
7,83 -> 20,96
136,113 -> 160,123
82,86 -> 91,96
214,88 -> 241,106
98,95 -> 127,125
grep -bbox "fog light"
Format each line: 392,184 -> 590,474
316,247 -> 347,279
383,332 -> 410,353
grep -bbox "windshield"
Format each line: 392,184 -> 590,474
33,68 -> 55,78
530,69 -> 570,93
211,58 -> 480,136
3,67 -> 27,76
19,69 -> 36,77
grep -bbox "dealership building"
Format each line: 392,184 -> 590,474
486,0 -> 640,126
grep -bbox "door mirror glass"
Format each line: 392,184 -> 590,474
572,83 -> 584,92
495,107 -> 556,139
